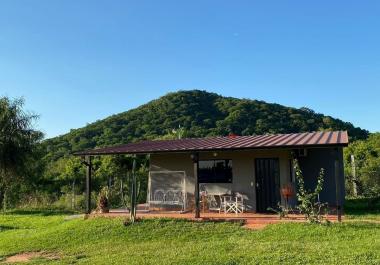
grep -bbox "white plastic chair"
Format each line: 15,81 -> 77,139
207,194 -> 223,213
235,192 -> 245,213
173,190 -> 185,211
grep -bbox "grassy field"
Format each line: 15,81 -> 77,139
0,209 -> 379,264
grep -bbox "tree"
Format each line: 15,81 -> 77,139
344,133 -> 380,197
0,97 -> 43,210
156,126 -> 187,140
60,157 -> 85,209
95,155 -> 148,210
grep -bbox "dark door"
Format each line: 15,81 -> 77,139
255,158 -> 280,212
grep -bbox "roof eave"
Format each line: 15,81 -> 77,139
73,143 -> 348,156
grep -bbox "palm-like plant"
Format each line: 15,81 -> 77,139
0,97 -> 43,210
97,186 -> 109,213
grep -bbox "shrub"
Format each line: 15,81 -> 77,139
97,187 -> 109,213
268,202 -> 291,219
293,158 -> 327,224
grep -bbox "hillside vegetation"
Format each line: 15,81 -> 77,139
43,90 -> 368,161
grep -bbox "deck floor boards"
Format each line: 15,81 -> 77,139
90,210 -> 342,229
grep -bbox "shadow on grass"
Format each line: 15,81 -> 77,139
4,208 -> 78,216
0,225 -> 17,232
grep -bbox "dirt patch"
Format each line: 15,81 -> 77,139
244,223 -> 269,230
3,252 -> 59,263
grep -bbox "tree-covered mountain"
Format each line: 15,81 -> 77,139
43,90 -> 368,161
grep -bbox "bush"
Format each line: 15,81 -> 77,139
294,158 -> 327,224
97,187 -> 109,213
345,196 -> 380,215
14,191 -> 98,213
15,191 -> 57,209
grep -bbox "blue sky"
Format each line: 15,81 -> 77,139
1,1 -> 379,138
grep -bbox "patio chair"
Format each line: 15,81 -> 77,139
206,194 -> 223,213
220,193 -> 244,214
235,192 -> 245,213
160,190 -> 182,211
219,194 -> 227,213
222,195 -> 237,214
173,190 -> 185,211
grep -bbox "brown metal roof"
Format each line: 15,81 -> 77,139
74,131 -> 349,156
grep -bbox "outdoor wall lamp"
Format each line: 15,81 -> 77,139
190,153 -> 199,163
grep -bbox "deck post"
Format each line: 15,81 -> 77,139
191,153 -> 200,218
85,155 -> 92,214
130,155 -> 137,223
334,155 -> 342,222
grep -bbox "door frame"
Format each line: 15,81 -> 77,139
254,157 -> 281,213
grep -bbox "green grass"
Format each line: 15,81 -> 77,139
0,211 -> 379,264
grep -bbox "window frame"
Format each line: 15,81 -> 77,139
198,159 -> 233,184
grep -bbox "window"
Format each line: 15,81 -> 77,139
198,160 -> 232,183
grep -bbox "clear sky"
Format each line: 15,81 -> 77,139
1,1 -> 379,138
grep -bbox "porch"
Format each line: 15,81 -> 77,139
90,208 -> 343,229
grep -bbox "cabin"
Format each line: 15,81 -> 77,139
75,131 -> 348,218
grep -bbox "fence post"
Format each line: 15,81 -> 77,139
85,156 -> 92,214
130,156 -> 137,223
335,158 -> 342,222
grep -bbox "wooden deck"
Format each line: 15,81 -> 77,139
91,209 -> 342,230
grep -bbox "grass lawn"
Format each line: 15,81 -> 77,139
0,210 -> 379,264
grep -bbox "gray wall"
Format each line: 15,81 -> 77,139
298,147 -> 345,206
149,147 -> 345,212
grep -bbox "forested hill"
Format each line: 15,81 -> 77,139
43,90 -> 368,161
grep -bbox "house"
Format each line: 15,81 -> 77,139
75,131 -> 348,217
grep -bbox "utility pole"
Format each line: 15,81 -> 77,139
351,155 -> 357,197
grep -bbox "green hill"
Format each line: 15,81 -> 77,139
43,90 -> 368,161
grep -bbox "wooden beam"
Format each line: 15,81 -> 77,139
334,158 -> 342,222
85,155 -> 92,214
130,155 -> 137,223
191,153 -> 200,218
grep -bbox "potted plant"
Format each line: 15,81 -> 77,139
268,184 -> 295,219
97,187 -> 109,213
